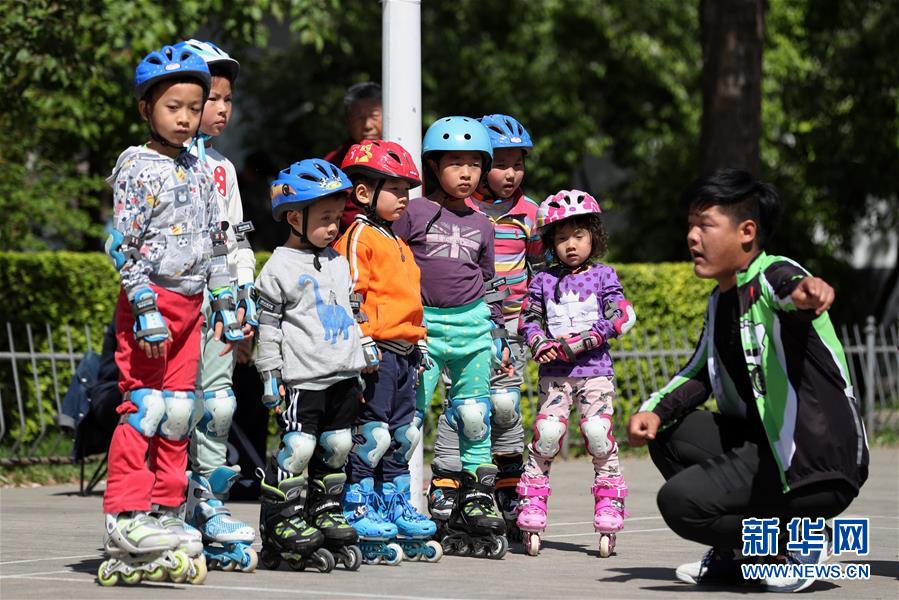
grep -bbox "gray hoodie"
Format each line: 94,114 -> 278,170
255,246 -> 365,390
107,145 -> 220,299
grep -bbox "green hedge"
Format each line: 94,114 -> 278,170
0,252 -> 713,450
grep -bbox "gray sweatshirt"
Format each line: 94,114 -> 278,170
107,145 -> 220,299
255,246 -> 365,390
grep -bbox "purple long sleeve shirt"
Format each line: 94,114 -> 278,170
519,262 -> 629,377
393,197 -> 503,326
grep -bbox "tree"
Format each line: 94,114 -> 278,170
0,0 -> 341,251
699,0 -> 764,175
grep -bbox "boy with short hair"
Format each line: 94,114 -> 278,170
628,168 -> 869,593
254,159 -> 366,572
174,39 -> 258,574
99,44 -> 237,586
335,140 -> 442,563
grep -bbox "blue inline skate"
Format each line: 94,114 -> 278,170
383,475 -> 442,562
186,466 -> 258,572
343,477 -> 403,566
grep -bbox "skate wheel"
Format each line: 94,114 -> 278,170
145,564 -> 167,582
313,548 -> 335,573
525,532 -> 540,557
260,549 -> 281,571
424,540 -> 443,563
240,548 -> 259,573
288,557 -> 306,571
188,557 -> 207,585
488,535 -> 508,560
384,543 -> 403,566
342,545 -> 362,571
221,559 -> 237,572
472,543 -> 487,558
121,569 -> 142,585
401,546 -> 418,561
598,534 -> 614,558
97,561 -> 119,587
169,551 -> 190,583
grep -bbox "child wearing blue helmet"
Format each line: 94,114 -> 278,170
393,116 -> 513,559
174,39 -> 259,575
253,159 -> 367,573
98,44 -> 238,587
433,114 -> 542,542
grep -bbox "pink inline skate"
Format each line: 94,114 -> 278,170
592,475 -> 627,558
515,474 -> 550,556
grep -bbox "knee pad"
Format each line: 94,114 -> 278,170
580,414 -> 616,459
277,430 -> 316,474
124,388 -> 166,437
490,387 -> 521,429
530,414 -> 568,458
197,388 -> 237,438
317,428 -> 353,469
158,391 -> 195,440
447,397 -> 491,442
353,421 -> 390,468
392,418 -> 422,465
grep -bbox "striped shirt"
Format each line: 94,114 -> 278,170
468,190 -> 544,318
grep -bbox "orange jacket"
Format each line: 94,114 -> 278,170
334,216 -> 426,344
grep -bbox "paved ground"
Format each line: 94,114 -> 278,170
1,449 -> 896,599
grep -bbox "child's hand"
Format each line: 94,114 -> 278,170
627,411 -> 661,447
274,384 -> 286,414
791,276 -> 835,315
138,335 -> 172,359
496,347 -> 515,376
535,347 -> 558,363
235,338 -> 254,364
362,348 -> 382,374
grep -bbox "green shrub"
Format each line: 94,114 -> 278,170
0,252 -> 712,451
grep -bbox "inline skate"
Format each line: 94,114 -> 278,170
493,454 -> 523,543
516,473 -> 550,556
592,475 -> 627,558
97,512 -> 196,586
258,470 -> 334,573
382,474 -> 442,562
440,465 -> 508,559
307,473 -> 362,570
186,466 -> 258,572
343,477 -> 403,566
427,468 -> 460,539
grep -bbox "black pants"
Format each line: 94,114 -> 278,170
268,377 -> 362,480
649,410 -> 857,550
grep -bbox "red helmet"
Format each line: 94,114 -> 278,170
341,140 -> 422,187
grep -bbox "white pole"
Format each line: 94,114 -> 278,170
382,0 -> 424,511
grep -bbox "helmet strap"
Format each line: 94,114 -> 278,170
364,179 -> 391,229
290,206 -> 324,271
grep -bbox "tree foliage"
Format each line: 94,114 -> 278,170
2,0 -> 896,298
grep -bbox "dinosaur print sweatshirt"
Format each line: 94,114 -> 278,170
255,246 -> 365,390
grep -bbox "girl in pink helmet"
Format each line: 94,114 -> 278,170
517,190 -> 638,558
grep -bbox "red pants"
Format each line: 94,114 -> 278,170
103,285 -> 203,514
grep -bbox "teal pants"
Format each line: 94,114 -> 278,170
189,294 -> 237,475
417,300 -> 494,474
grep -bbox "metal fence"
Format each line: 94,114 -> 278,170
1,317 -> 897,463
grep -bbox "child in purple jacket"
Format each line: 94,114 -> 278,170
517,190 -> 637,558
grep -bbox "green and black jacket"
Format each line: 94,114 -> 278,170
640,252 -> 869,493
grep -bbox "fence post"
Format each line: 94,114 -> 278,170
864,315 -> 876,434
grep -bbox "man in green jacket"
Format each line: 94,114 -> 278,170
628,169 -> 869,593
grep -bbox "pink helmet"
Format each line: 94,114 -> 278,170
537,189 -> 602,230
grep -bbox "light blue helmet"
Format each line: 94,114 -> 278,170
270,159 -> 352,221
134,45 -> 211,100
174,39 -> 239,82
422,116 -> 493,168
479,114 -> 533,153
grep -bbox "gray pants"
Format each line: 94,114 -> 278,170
432,318 -> 527,474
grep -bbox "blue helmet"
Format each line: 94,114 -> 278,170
479,114 -> 533,153
134,45 -> 211,100
270,159 -> 352,221
174,39 -> 240,82
422,116 -> 493,167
